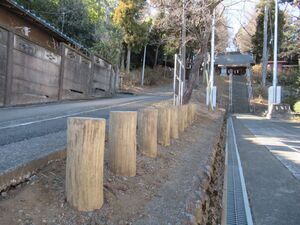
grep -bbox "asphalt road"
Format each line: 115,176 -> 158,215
0,93 -> 170,174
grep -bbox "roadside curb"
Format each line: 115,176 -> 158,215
0,149 -> 66,192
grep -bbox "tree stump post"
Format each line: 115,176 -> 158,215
187,104 -> 193,125
157,107 -> 171,146
138,108 -> 158,158
170,106 -> 179,139
109,111 -> 137,177
183,104 -> 189,129
66,117 -> 106,211
178,106 -> 185,133
192,103 -> 198,122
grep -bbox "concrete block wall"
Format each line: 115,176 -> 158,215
0,25 -> 117,107
61,47 -> 91,100
0,27 -> 8,106
11,35 -> 61,105
92,55 -> 112,97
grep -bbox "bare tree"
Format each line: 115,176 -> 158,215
151,0 -> 223,103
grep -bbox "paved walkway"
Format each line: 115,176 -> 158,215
232,115 -> 300,225
226,75 -> 300,224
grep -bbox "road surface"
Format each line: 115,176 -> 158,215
0,93 -> 170,176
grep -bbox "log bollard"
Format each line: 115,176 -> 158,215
192,103 -> 198,122
178,106 -> 185,133
138,108 -> 158,158
187,104 -> 193,125
157,107 -> 171,146
170,106 -> 179,139
183,104 -> 189,129
66,117 -> 106,211
109,111 -> 137,177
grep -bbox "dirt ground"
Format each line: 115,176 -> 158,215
0,77 -> 228,225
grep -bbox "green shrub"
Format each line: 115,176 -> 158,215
294,101 -> 300,113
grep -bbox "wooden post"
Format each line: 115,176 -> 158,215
187,104 -> 193,125
178,106 -> 185,133
183,104 -> 189,129
157,107 -> 171,146
192,103 -> 198,122
170,106 -> 179,139
66,117 -> 106,211
109,111 -> 137,176
138,108 -> 158,158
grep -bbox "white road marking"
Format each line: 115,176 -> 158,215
0,99 -> 146,130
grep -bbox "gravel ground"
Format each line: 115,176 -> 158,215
0,77 -> 228,225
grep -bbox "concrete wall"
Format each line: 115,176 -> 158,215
62,47 -> 91,100
92,55 -> 113,97
0,27 -> 8,106
11,35 -> 61,105
1,25 -> 118,107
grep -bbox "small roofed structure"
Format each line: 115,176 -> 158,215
215,52 -> 255,76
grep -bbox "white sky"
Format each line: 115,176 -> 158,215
222,0 -> 259,51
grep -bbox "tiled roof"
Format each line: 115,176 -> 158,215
4,0 -> 88,52
215,52 -> 254,66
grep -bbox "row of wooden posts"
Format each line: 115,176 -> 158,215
65,103 -> 198,211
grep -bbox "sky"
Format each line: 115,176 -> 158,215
222,0 -> 259,51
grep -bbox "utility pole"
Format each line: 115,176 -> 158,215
210,9 -> 215,94
273,0 -> 278,95
141,45 -> 147,86
61,11 -> 65,33
206,9 -> 216,110
267,0 -> 281,117
262,3 -> 269,87
181,0 -> 186,90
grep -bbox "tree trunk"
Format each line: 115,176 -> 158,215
126,45 -> 131,74
157,107 -> 171,146
170,106 -> 179,139
154,45 -> 159,67
121,49 -> 125,71
182,36 -> 209,104
109,111 -> 137,177
138,108 -> 158,158
262,4 -> 269,87
66,117 -> 106,211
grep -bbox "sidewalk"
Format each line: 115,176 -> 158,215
232,115 -> 300,225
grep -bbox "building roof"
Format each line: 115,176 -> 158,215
215,52 -> 255,67
1,0 -> 88,52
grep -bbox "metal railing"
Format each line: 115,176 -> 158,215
173,54 -> 185,105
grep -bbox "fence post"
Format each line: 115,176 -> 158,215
109,111 -> 137,176
170,106 -> 179,139
66,117 -> 106,211
4,31 -> 14,106
157,107 -> 171,146
58,43 -> 65,100
138,108 -> 158,158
